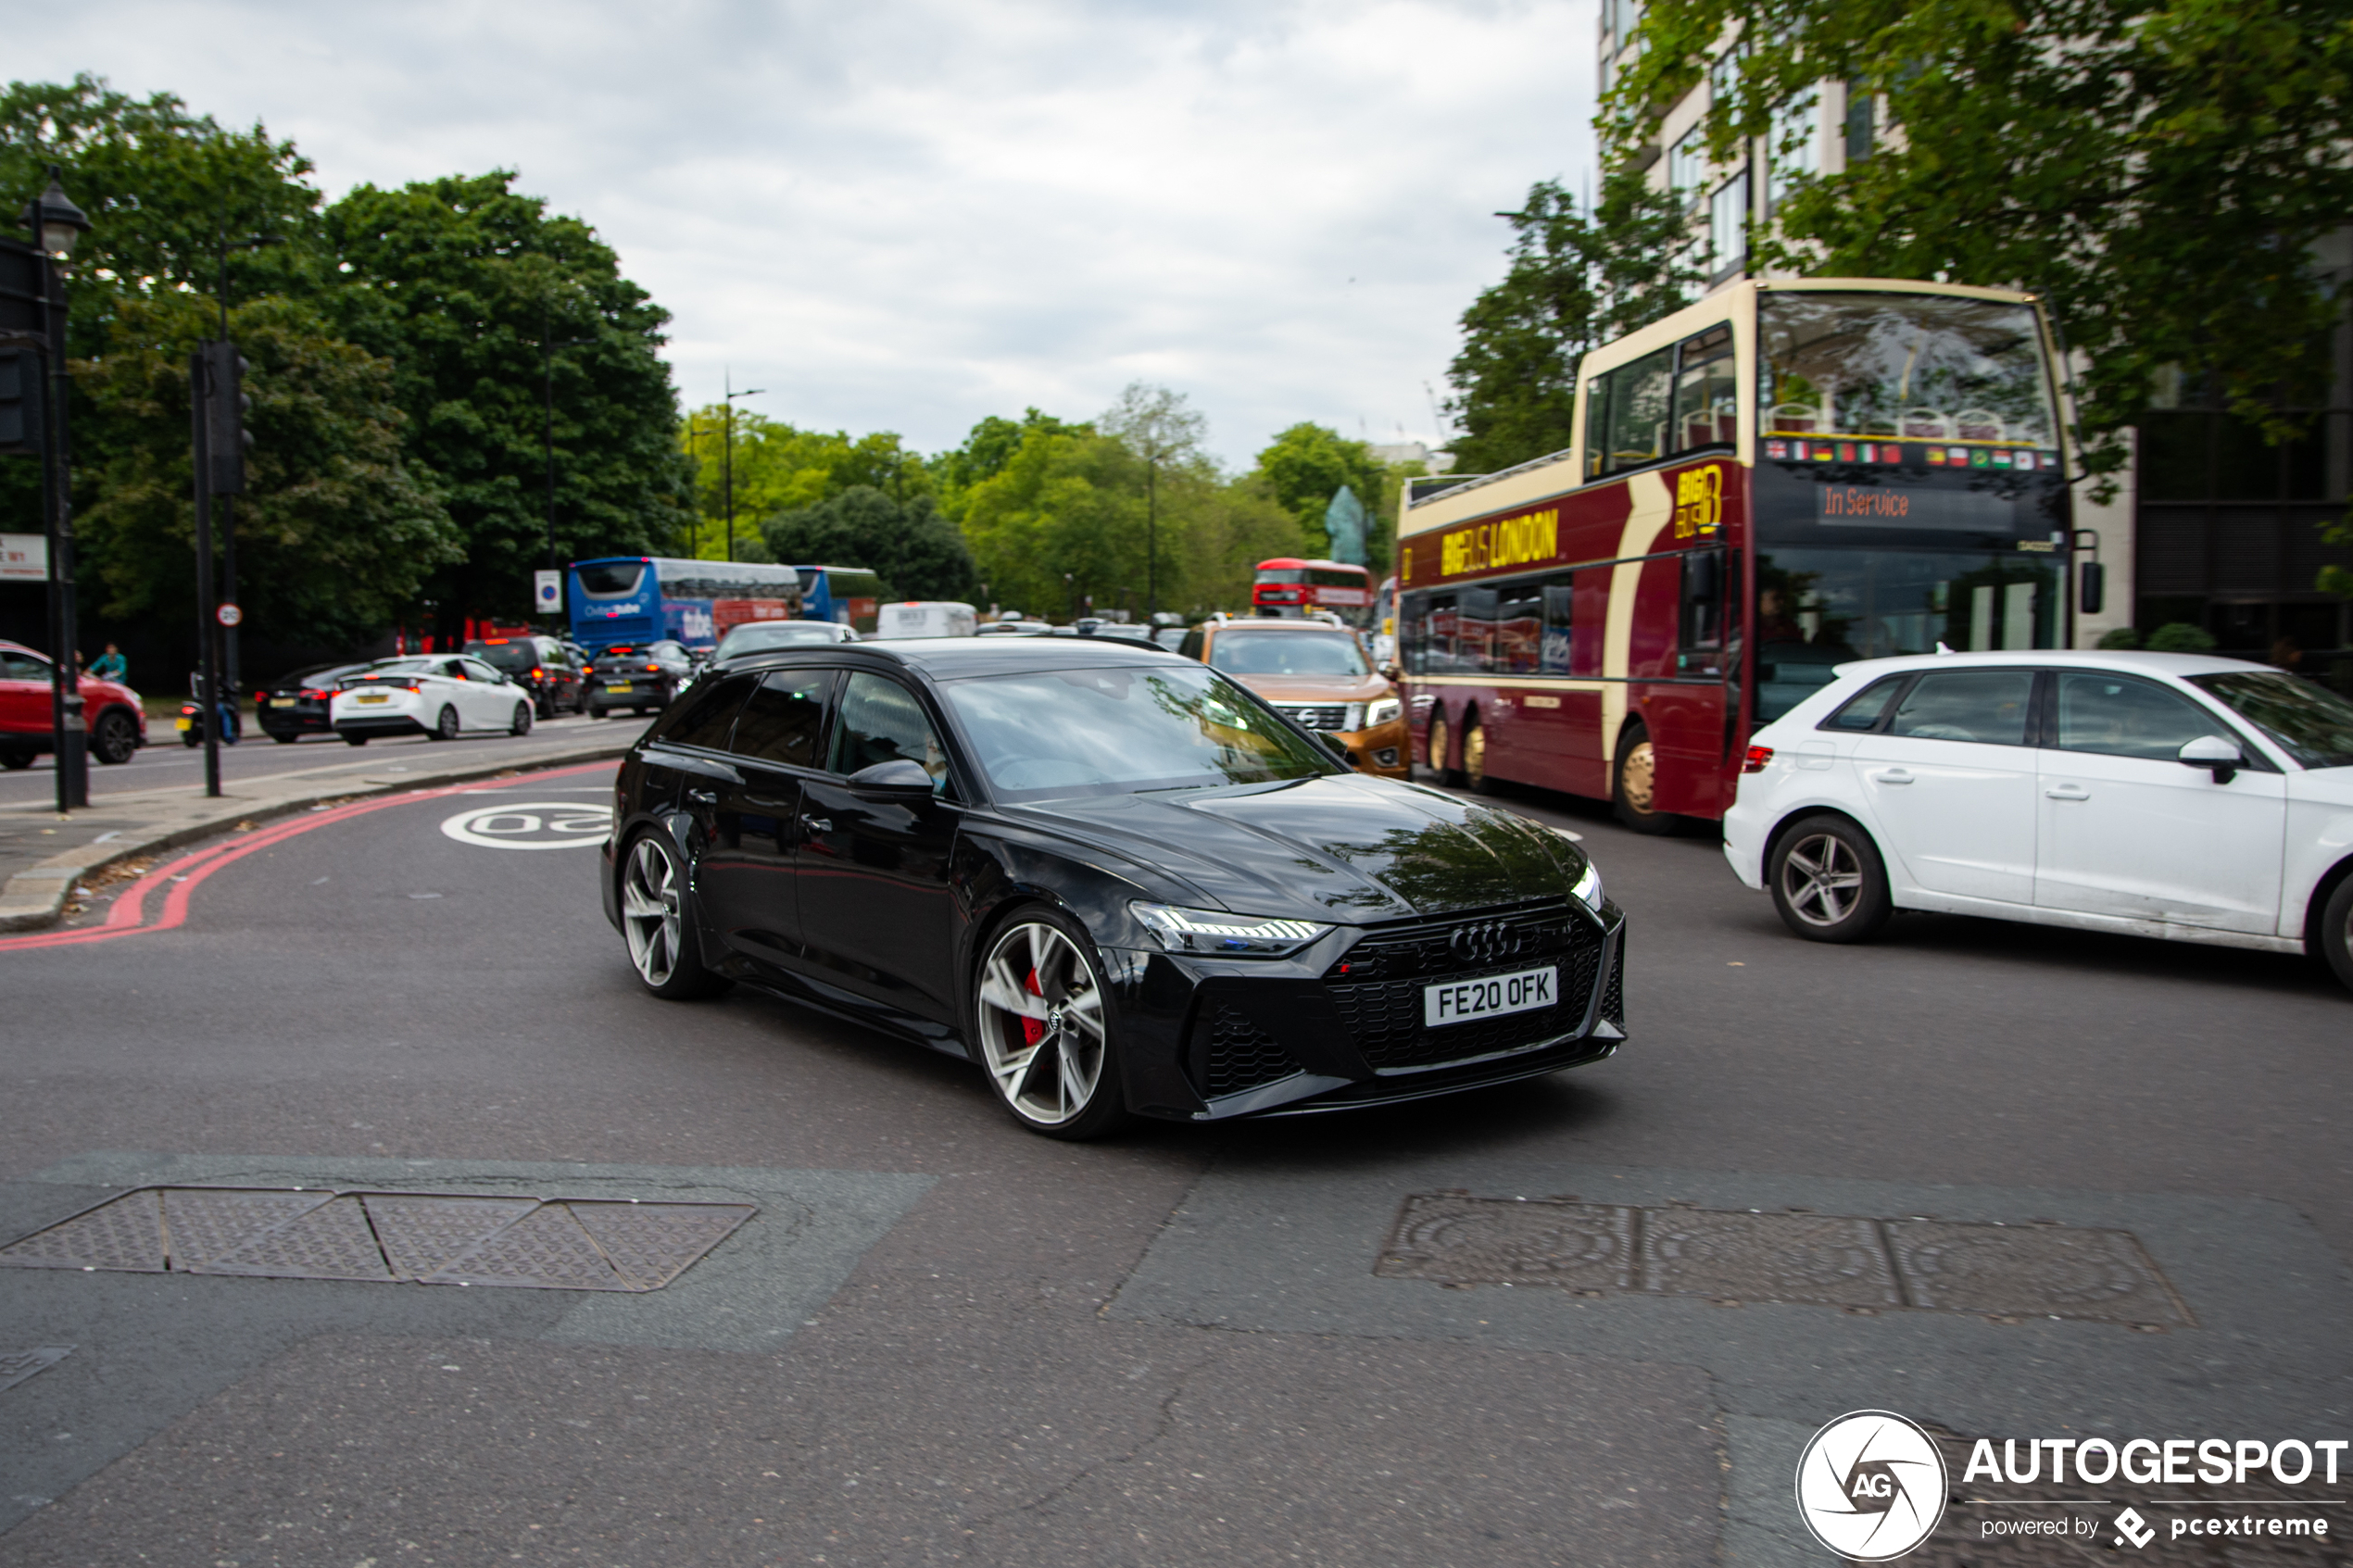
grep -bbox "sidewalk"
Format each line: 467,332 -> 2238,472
0,733 -> 639,933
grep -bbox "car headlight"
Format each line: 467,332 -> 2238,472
1570,857 -> 1604,911
1129,901 -> 1333,958
1365,696 -> 1401,728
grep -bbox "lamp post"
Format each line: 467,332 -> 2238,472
209,225 -> 279,699
541,310 -> 592,606
22,169 -> 90,812
721,371 -> 762,562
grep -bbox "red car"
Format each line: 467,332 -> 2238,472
0,640 -> 149,769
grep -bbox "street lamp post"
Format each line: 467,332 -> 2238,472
22,169 -> 90,812
541,311 -> 592,616
722,371 -> 762,562
209,225 -> 279,700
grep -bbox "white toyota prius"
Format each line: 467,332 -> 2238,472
330,655 -> 537,746
1723,650 -> 2353,991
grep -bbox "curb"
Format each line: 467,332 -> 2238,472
0,740 -> 634,934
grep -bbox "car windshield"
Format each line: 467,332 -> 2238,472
1758,291 -> 2058,446
939,665 -> 1335,799
361,659 -> 437,676
714,623 -> 840,659
469,643 -> 538,672
1208,631 -> 1369,677
2187,672 -> 2353,769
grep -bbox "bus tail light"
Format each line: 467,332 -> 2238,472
1742,746 -> 1774,773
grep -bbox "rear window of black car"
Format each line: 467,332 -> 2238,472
468,642 -> 537,672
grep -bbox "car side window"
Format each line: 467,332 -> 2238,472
0,652 -> 46,681
2053,673 -> 2226,760
1177,630 -> 1205,661
1886,671 -> 2034,746
461,658 -> 502,683
1821,674 -> 1908,733
830,671 -> 947,789
652,673 -> 755,750
731,670 -> 835,769
439,659 -> 468,680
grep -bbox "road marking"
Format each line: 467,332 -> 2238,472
438,800 -> 613,849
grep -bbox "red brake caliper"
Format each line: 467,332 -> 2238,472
1020,967 -> 1046,1047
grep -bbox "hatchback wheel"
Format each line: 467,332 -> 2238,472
619,833 -> 728,998
90,708 -> 140,765
1768,814 -> 1892,943
429,704 -> 459,742
510,701 -> 533,737
2319,875 -> 2353,996
974,909 -> 1127,1138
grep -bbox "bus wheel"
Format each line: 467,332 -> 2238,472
1612,724 -> 1676,834
1427,709 -> 1460,786
1462,715 -> 1492,793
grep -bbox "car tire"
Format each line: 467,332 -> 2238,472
182,731 -> 202,748
1426,709 -> 1459,786
271,732 -> 299,745
1768,813 -> 1893,943
2318,874 -> 2353,996
1612,723 -> 1677,835
1,751 -> 31,770
343,733 -> 369,746
1462,713 -> 1493,793
89,708 -> 140,765
510,701 -> 533,737
972,906 -> 1129,1140
618,831 -> 730,999
429,704 -> 459,742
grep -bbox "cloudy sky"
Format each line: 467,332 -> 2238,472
21,0 -> 1599,469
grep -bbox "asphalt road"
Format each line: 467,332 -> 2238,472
0,765 -> 2347,1566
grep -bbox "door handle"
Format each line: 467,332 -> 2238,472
1868,768 -> 1914,784
2045,784 -> 2090,801
686,788 -> 718,807
799,814 -> 833,834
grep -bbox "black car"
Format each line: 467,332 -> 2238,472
601,636 -> 1625,1138
465,635 -> 585,719
588,640 -> 697,717
255,661 -> 373,743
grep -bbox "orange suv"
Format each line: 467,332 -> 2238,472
1177,617 -> 1407,777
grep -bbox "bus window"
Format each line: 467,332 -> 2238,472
1456,587 -> 1499,674
576,561 -> 647,596
1599,347 -> 1673,475
1583,379 -> 1610,480
1541,574 -> 1574,675
1495,581 -> 1543,676
1681,548 -> 1728,650
1399,593 -> 1428,673
1757,291 -> 2057,445
1671,325 -> 1737,454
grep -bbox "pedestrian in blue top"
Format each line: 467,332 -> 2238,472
86,643 -> 127,682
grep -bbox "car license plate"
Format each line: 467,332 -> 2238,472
356,693 -> 389,705
1423,965 -> 1558,1028
606,683 -> 633,693
174,717 -> 191,731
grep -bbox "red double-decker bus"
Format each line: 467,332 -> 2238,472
1252,558 -> 1375,628
1398,278 -> 2082,832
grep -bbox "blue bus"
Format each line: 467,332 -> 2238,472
793,565 -> 887,634
568,558 -> 804,653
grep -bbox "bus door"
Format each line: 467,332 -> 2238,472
1642,546 -> 1735,817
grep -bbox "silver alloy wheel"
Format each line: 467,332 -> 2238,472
434,704 -> 459,741
621,836 -> 684,987
1780,832 -> 1864,927
975,920 -> 1107,1127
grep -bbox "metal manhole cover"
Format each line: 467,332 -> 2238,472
1376,1194 -> 2191,1327
0,1187 -> 754,1293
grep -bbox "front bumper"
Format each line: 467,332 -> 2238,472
1338,718 -> 1410,778
1109,897 -> 1628,1123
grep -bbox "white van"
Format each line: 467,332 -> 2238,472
874,601 -> 978,639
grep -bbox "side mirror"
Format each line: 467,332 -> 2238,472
2178,734 -> 2243,784
1378,660 -> 1402,683
847,758 -> 937,801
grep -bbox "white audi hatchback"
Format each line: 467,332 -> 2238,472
1723,650 -> 2353,990
330,655 -> 536,746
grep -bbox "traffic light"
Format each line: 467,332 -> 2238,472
198,339 -> 251,494
0,346 -> 40,458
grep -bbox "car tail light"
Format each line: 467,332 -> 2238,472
299,688 -> 331,701
644,663 -> 661,672
1742,745 -> 1774,773
531,667 -> 545,679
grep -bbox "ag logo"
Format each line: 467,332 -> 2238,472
1795,1411 -> 1948,1561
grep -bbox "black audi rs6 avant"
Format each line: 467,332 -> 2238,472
600,636 -> 1627,1138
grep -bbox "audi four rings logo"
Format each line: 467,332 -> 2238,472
1796,1411 -> 1950,1561
1448,922 -> 1518,965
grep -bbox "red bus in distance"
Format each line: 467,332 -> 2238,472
1252,558 -> 1375,628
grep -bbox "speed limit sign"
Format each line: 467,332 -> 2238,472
216,603 -> 243,627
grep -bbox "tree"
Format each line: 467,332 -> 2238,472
1099,383 -> 1208,617
760,485 -> 979,603
1251,423 -> 1391,563
932,408 -> 1087,518
1607,0 -> 2353,499
324,171 -> 693,631
1443,173 -> 1700,475
71,294 -> 459,644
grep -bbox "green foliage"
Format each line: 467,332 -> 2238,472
933,408 -> 1087,508
680,414 -> 931,559
760,485 -> 978,603
324,171 -> 693,625
2095,626 -> 2143,649
1444,173 -> 1702,475
2145,621 -> 2218,653
1607,0 -> 2353,497
1251,423 -> 1391,563
71,294 -> 459,643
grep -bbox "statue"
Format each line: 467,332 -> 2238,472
1324,485 -> 1368,566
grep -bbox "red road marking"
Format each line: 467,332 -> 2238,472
0,762 -> 617,953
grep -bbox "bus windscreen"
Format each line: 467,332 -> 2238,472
1758,292 -> 2057,448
